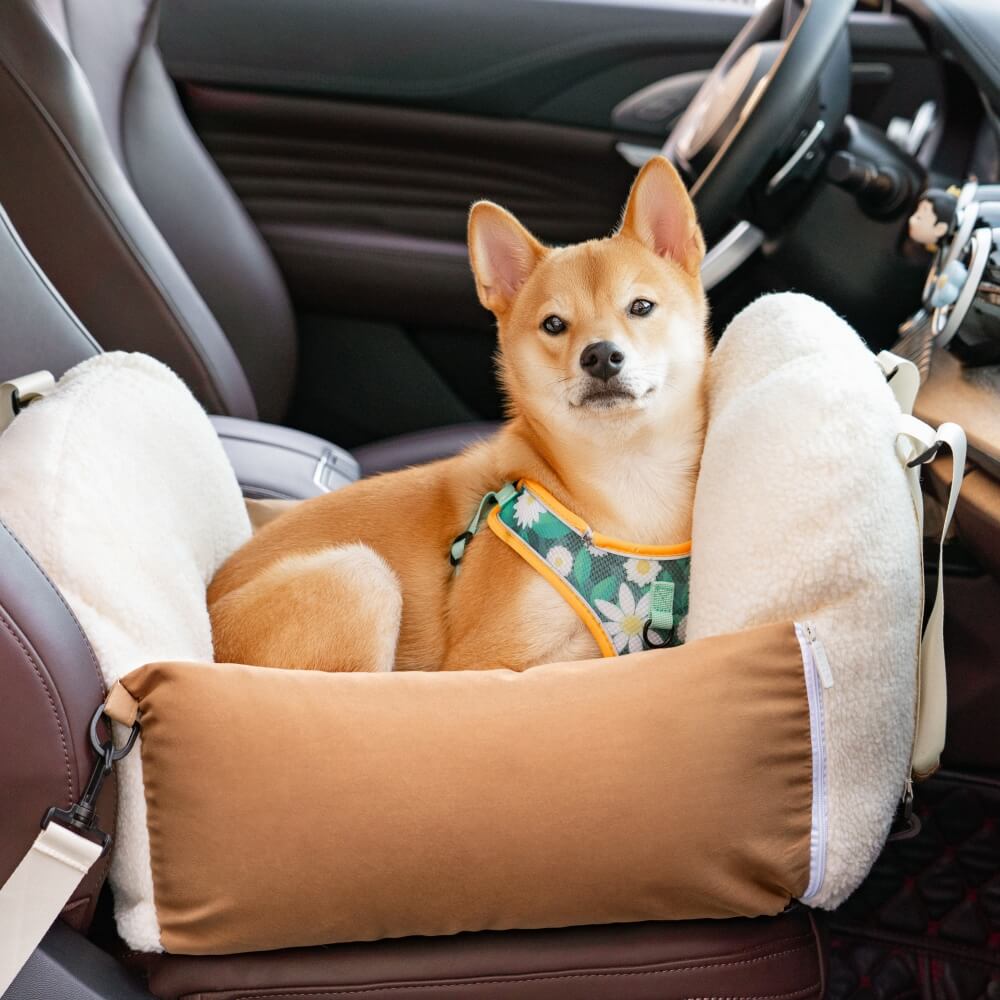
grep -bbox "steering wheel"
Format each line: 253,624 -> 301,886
664,0 -> 854,242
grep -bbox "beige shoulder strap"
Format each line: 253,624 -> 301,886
0,824 -> 103,993
877,351 -> 967,778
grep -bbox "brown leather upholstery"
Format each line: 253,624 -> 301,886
141,908 -> 824,1000
0,519 -> 113,933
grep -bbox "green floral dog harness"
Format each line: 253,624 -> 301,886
449,479 -> 690,656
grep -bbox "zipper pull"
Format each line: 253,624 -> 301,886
804,622 -> 834,689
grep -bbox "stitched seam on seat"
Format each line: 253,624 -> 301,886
225,984 -> 823,1000
0,48 -> 234,414
0,605 -> 73,807
1,512 -> 115,893
218,942 -> 818,1000
805,908 -> 826,998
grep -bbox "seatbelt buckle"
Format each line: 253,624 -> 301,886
40,705 -> 140,858
0,370 -> 55,434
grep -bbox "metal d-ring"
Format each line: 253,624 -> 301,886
641,619 -> 670,650
89,704 -> 140,761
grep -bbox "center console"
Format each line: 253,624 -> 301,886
209,416 -> 360,500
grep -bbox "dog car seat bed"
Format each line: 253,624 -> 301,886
0,294 -> 963,958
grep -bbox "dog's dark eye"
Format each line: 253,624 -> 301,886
629,298 -> 655,317
541,315 -> 567,335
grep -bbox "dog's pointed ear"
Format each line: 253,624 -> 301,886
618,156 -> 705,276
468,201 -> 546,316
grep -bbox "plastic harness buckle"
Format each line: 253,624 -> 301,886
449,482 -> 518,572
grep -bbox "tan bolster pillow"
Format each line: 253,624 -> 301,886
112,621 -> 813,955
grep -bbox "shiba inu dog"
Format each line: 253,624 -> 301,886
208,156 -> 709,672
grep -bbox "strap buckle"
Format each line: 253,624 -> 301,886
41,706 -> 140,858
906,440 -> 943,468
449,482 -> 519,572
888,781 -> 922,842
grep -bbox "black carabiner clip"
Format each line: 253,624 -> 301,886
41,706 -> 141,856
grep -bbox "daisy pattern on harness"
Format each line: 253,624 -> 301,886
595,583 -> 651,654
488,480 -> 690,657
546,545 -> 573,576
513,491 -> 544,529
625,557 -> 662,586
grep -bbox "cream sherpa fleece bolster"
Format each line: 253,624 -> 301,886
0,353 -> 251,951
688,293 -> 921,909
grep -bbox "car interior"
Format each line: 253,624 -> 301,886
1,0 -> 999,997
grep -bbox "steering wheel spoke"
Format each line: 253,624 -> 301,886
664,0 -> 853,241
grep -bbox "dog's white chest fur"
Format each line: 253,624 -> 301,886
511,572 -> 602,664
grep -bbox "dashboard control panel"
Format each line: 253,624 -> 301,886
896,181 -> 1000,375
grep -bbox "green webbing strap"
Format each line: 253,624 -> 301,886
649,580 -> 675,631
449,482 -> 518,571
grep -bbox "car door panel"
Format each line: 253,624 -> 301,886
161,0 -> 742,444
182,83 -> 637,330
159,0 -> 945,445
159,0 -> 748,124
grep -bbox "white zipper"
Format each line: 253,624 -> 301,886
796,621 -> 830,903
803,621 -> 834,688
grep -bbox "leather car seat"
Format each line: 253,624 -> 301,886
0,0 -> 494,474
0,202 -> 361,499
0,186 -> 823,998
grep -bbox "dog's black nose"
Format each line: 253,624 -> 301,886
579,341 -> 625,382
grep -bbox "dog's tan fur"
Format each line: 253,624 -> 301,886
209,157 -> 709,672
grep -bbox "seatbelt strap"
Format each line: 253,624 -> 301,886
878,351 -> 967,779
898,418 -> 966,777
0,824 -> 103,995
0,701 -> 139,994
876,349 -> 919,416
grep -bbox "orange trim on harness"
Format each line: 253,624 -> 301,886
519,479 -> 692,558
486,505 -> 616,657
